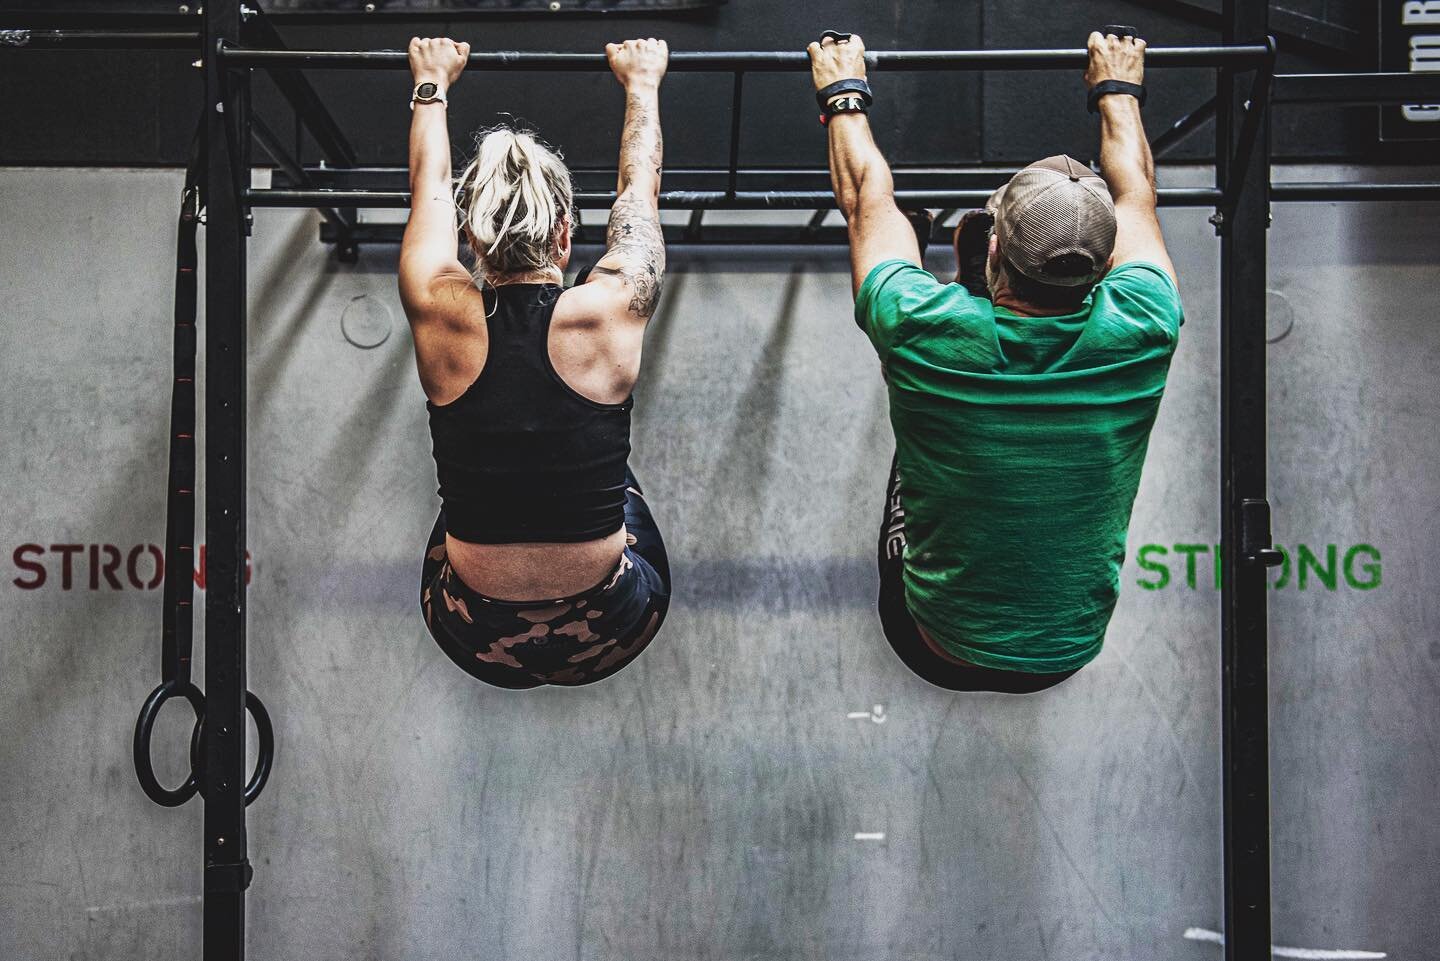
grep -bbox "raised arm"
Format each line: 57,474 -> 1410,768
397,37 -> 474,327
1087,30 -> 1177,284
584,38 -> 668,322
808,33 -> 921,297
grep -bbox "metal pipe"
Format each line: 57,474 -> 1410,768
726,72 -> 745,198
1151,97 -> 1217,159
246,186 -> 1226,209
202,1 -> 252,959
256,183 -> 1440,213
218,43 -> 1272,72
0,28 -> 200,49
250,116 -> 353,231
1218,7 -> 1274,960
1272,182 -> 1440,201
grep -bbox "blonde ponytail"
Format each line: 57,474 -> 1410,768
454,126 -> 574,281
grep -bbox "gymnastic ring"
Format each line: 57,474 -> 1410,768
132,678 -> 206,807
188,690 -> 275,807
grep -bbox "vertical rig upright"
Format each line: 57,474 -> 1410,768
203,1 -> 251,959
1218,2 -> 1274,960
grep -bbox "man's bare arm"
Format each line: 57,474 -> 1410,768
587,38 -> 668,321
809,34 -> 921,298
1087,30 -> 1176,283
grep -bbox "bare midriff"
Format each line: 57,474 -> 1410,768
445,526 -> 628,602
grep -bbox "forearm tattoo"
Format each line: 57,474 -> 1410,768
592,90 -> 666,318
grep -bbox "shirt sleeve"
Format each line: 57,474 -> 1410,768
853,259 -> 947,358
1097,261 -> 1186,342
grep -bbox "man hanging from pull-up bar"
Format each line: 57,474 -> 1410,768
809,29 -> 1184,692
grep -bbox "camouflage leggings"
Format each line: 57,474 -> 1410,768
421,470 -> 671,689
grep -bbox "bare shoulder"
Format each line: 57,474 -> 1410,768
407,272 -> 488,333
410,280 -> 490,405
550,281 -> 611,332
548,284 -> 642,405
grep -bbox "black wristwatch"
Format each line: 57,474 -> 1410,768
411,81 -> 448,110
820,95 -> 869,125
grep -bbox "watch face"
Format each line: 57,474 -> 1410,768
417,82 -> 438,98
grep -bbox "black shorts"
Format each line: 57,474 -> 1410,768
420,468 -> 671,689
877,454 -> 1078,694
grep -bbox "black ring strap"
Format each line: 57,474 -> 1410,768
132,110 -> 274,809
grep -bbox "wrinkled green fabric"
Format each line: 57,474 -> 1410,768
856,259 -> 1183,672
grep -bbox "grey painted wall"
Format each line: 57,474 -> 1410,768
0,167 -> 1435,960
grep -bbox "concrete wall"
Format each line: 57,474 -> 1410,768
0,167 -> 1435,960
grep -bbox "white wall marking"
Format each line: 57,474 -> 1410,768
853,832 -> 886,841
1183,926 -> 1387,959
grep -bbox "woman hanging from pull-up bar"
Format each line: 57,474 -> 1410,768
401,36 -> 672,688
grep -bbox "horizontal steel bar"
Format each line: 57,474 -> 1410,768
1271,182 -> 1440,201
277,165 -> 1029,194
0,28 -> 200,50
219,43 -> 1271,72
1273,72 -> 1440,104
321,221 -> 859,247
247,187 -> 1226,209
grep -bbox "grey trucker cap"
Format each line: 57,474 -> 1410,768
986,155 -> 1117,287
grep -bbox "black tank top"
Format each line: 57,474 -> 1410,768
427,283 -> 632,543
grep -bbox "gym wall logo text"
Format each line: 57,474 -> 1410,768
1131,542 -> 1382,591
10,543 -> 253,591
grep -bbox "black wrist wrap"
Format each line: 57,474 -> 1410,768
1087,80 -> 1146,113
815,77 -> 873,110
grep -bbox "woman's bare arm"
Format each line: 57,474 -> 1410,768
585,38 -> 669,322
397,36 -> 473,328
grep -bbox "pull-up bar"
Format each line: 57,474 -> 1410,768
243,186 -> 1228,209
218,42 -> 1273,71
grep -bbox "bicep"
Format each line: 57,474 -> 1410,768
847,188 -> 921,298
398,187 -> 470,322
588,190 -> 666,321
1111,197 -> 1177,285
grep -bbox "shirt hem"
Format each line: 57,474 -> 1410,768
916,615 -> 1105,674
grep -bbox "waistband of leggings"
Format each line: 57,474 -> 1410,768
455,547 -> 637,610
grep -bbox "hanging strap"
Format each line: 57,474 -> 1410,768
133,116 -> 273,809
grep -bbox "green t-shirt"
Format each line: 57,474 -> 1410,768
855,259 -> 1183,673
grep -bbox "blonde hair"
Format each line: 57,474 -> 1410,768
454,126 -> 573,281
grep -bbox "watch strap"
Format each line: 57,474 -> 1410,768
1087,79 -> 1145,113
